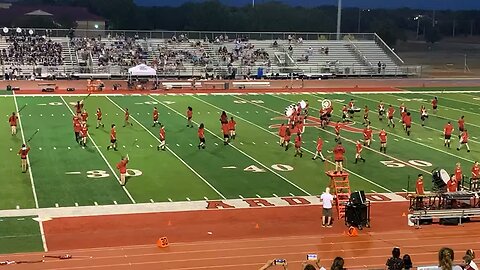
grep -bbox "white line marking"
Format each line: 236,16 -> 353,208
186,197 -> 191,201
150,144 -> 153,148
402,189 -> 408,192
113,201 -> 118,205
189,143 -> 193,146
55,203 -> 59,208
67,146 -> 71,150
16,205 -> 20,210
394,138 -> 399,141
204,197 -> 209,200
60,96 -> 136,204
240,142 -> 244,145
214,142 -> 219,146
256,194 -> 262,198
94,201 -> 98,206
150,199 -> 154,203
53,147 -> 56,150
371,190 -> 377,193
106,96 -> 226,200
65,172 -> 81,175
264,142 -> 268,144
289,193 -> 295,196
239,195 -> 244,199
273,194 -> 278,197
252,142 -> 256,145
75,203 -> 79,207
176,143 -> 180,147
168,198 -> 173,202
12,91 -> 47,251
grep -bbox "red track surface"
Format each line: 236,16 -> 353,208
2,202 -> 479,269
2,78 -> 480,269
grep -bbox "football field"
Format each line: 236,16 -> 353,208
1,87 -> 480,211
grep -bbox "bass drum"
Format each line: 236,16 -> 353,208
439,169 -> 450,184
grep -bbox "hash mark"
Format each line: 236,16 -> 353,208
402,189 -> 408,192
189,143 -> 193,146
150,145 -> 153,148
273,193 -> 278,197
168,198 -> 173,202
150,199 -> 154,203
240,142 -> 244,145
16,205 -> 20,209
113,201 -> 117,205
75,203 -> 79,207
252,142 -> 256,145
264,142 -> 268,144
256,194 -> 262,198
186,197 -> 191,201
39,147 -> 42,150
289,193 -> 295,196
204,197 -> 209,200
94,202 -> 98,206
55,203 -> 59,208
239,195 -> 244,199
371,190 -> 377,193
176,143 -> 180,147
214,142 -> 219,146
40,114 -> 43,116
67,147 -> 71,149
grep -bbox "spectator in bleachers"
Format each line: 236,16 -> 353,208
466,250 -> 478,270
330,257 -> 345,270
386,247 -> 404,270
1,35 -> 63,66
438,247 -> 462,270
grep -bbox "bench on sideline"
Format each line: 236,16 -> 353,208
232,81 -> 271,89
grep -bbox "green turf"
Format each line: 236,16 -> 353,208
0,216 -> 43,254
1,91 -> 479,210
0,97 -> 35,210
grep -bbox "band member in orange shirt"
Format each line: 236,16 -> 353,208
447,174 -> 458,192
228,117 -> 236,140
387,105 -> 395,128
294,133 -> 303,158
186,106 -> 193,128
472,161 -> 480,181
363,125 -> 373,147
363,105 -> 370,126
334,121 -> 341,142
74,100 -> 84,115
443,121 -> 454,148
116,155 -> 129,186
416,174 -> 425,195
454,162 -> 463,184
284,127 -> 291,151
420,106 -> 428,126
379,128 -> 387,154
278,123 -> 287,146
123,108 -> 133,127
355,140 -> 365,164
73,116 -> 81,143
152,107 -> 160,127
457,129 -> 470,152
157,125 -> 166,151
221,123 -> 230,145
80,122 -> 88,147
8,112 -> 18,135
458,115 -> 465,139
312,136 -> 326,161
333,142 -> 346,174
81,110 -> 89,123
432,97 -> 438,113
96,108 -> 104,129
404,112 -> 412,136
198,123 -> 206,149
107,124 -> 118,151
18,143 -> 30,173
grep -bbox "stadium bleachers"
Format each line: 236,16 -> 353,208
0,31 -> 420,79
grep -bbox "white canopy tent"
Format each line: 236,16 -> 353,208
128,64 -> 157,76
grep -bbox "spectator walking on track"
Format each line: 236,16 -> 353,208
320,187 -> 333,228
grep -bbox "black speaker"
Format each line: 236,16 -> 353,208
67,87 -> 75,91
350,191 -> 366,205
432,170 -> 446,188
345,203 -> 368,228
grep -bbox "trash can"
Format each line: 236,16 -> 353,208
257,67 -> 264,79
224,82 -> 229,90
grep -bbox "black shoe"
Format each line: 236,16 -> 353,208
362,158 -> 366,163
157,146 -> 160,151
322,159 -> 326,162
312,157 -> 315,160
468,150 -> 471,152
131,123 -> 133,126
457,148 -> 460,151
123,125 -> 126,127
198,145 -> 201,149
162,148 -> 166,151
114,148 -> 118,151
202,146 -> 205,149
96,127 -> 99,129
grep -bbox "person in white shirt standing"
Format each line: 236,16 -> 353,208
320,187 -> 334,228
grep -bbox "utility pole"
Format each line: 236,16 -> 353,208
336,0 -> 342,40
432,10 -> 436,27
452,19 -> 456,37
252,0 -> 255,8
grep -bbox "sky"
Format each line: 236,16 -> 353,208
134,0 -> 480,10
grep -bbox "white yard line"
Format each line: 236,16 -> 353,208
311,93 -> 475,163
105,96 -> 226,200
149,95 -> 311,196
59,96 -> 136,204
12,91 -> 47,251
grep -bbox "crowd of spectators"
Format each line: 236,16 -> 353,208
1,35 -> 62,66
71,36 -> 147,67
217,39 -> 270,68
257,247 -> 478,270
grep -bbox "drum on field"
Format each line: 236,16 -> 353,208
321,99 -> 331,109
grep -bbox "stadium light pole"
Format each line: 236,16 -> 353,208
336,0 -> 342,40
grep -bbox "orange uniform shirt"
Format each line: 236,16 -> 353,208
221,124 -> 229,135
447,178 -> 457,192
125,111 -> 130,120
153,110 -> 159,120
444,124 -> 454,136
116,159 -> 128,174
81,112 -> 88,122
404,115 -> 412,126
198,127 -> 205,139
8,115 -> 17,126
472,165 -> 480,179
187,110 -> 193,119
316,138 -> 323,151
96,110 -> 102,120
461,131 -> 469,143
228,120 -> 236,130
387,107 -> 395,118
458,118 -> 465,130
80,126 -> 88,137
279,125 -> 287,137
363,128 -> 373,139
159,128 -> 165,140
110,128 -> 116,140
356,143 -> 362,154
18,147 -> 30,159
416,179 -> 425,195
294,135 -> 302,148
454,167 -> 462,181
379,131 -> 387,143
333,145 -> 345,161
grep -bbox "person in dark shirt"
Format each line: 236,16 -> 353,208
386,247 -> 404,270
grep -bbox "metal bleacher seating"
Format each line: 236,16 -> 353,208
0,31 -> 419,79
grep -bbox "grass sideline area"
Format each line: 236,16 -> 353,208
0,216 -> 43,254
